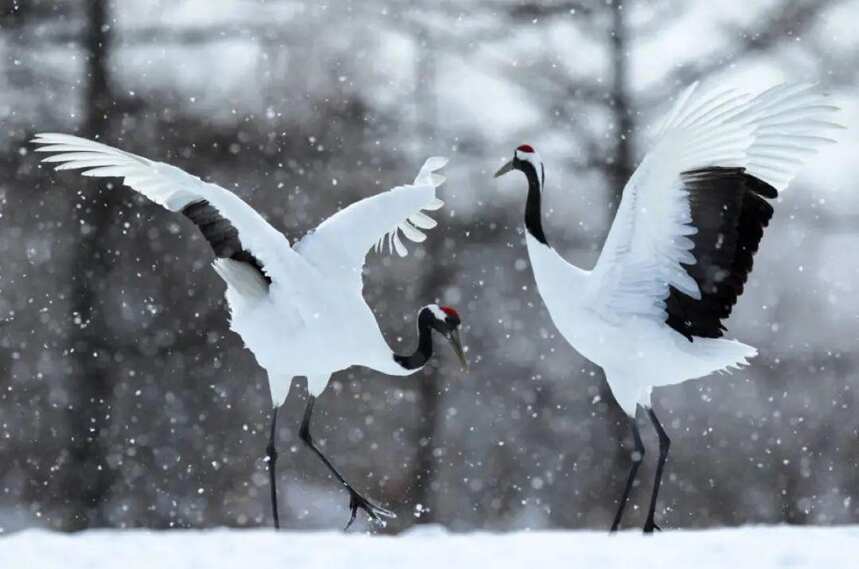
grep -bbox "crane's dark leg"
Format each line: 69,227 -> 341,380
267,406 -> 280,530
298,395 -> 396,530
610,414 -> 645,533
643,407 -> 670,533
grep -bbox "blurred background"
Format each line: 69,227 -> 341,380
0,0 -> 857,533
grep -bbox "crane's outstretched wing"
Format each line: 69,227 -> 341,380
591,84 -> 840,340
296,157 -> 447,278
33,133 -> 293,299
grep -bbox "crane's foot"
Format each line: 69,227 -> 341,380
643,520 -> 662,533
344,488 -> 396,531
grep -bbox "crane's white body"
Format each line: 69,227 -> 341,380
222,255 -> 403,401
523,83 -> 839,416
33,133 -> 448,405
527,233 -> 755,415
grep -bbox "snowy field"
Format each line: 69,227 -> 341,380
1,526 -> 857,568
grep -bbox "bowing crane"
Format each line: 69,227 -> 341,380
34,134 -> 468,530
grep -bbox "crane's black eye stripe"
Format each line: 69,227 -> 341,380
182,200 -> 271,285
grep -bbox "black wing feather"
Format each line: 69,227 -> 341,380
181,200 -> 271,285
665,167 -> 777,340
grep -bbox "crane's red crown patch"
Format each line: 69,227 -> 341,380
517,144 -> 535,153
440,306 -> 459,319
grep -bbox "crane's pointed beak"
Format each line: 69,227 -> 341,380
447,329 -> 469,372
494,159 -> 515,178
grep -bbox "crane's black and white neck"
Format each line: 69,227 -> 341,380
393,304 -> 466,372
495,145 -> 547,245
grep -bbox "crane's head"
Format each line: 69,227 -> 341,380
493,144 -> 544,185
422,304 -> 468,370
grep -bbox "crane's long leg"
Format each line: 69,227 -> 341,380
610,415 -> 645,533
267,406 -> 280,530
298,395 -> 396,530
643,407 -> 670,533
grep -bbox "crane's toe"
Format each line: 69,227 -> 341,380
344,489 -> 396,531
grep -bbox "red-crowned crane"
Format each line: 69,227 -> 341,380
493,83 -> 840,532
33,134 -> 468,530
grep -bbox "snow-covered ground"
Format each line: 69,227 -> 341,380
1,525 -> 857,568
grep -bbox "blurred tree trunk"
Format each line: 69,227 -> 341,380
608,0 -> 634,211
61,0 -> 117,529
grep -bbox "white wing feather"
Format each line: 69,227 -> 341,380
591,83 -> 841,322
32,133 -> 292,281
296,157 -> 447,274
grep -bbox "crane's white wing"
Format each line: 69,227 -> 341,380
32,133 -> 296,298
591,83 -> 840,335
296,157 -> 447,278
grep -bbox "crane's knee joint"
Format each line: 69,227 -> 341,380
659,436 -> 671,456
299,423 -> 312,445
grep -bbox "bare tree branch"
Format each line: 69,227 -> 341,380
657,0 -> 846,92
